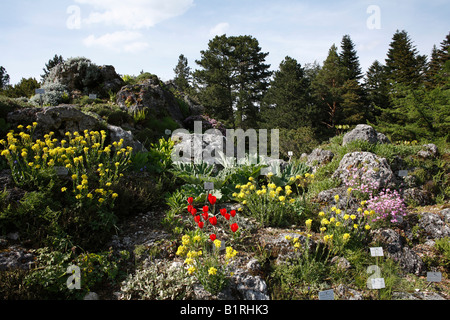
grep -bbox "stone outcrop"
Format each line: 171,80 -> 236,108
332,151 -> 396,189
343,124 -> 390,146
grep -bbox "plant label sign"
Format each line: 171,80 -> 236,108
371,278 -> 385,289
427,272 -> 442,282
89,94 -> 97,99
35,89 -> 45,94
288,151 -> 293,157
398,170 -> 408,177
318,289 -> 334,300
370,247 -> 384,257
204,182 -> 214,190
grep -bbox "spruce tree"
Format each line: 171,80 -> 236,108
364,60 -> 390,121
173,54 -> 191,92
384,30 -> 427,89
260,56 -> 313,129
425,32 -> 450,88
339,34 -> 363,82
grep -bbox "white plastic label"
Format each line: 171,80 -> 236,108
318,289 -> 334,300
370,247 -> 384,257
427,272 -> 442,282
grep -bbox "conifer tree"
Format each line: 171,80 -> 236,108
193,35 -> 271,128
173,54 -> 191,92
339,34 -> 363,82
364,60 -> 390,121
384,30 -> 427,89
41,54 -> 64,82
260,56 -> 313,129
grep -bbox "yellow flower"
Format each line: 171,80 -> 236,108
347,187 -> 353,194
238,192 -> 245,198
350,214 -> 356,220
305,219 -> 312,229
336,208 -> 342,214
361,200 -> 367,206
268,183 -> 276,189
208,267 -> 218,276
87,193 -> 93,199
248,177 -> 253,181
267,172 -> 274,178
242,200 -> 247,205
336,221 -> 341,227
235,184 -> 241,189
188,266 -> 196,275
357,207 -> 363,212
353,224 -> 359,229
319,227 -> 326,233
184,257 -> 194,265
343,214 -> 350,220
318,211 -> 325,217
98,198 -> 105,203
225,247 -> 238,259
249,185 -> 255,191
365,224 -> 371,230
71,174 -> 77,180
193,235 -> 201,242
343,233 -> 350,241
182,235 -> 190,245
364,210 -> 370,215
76,194 -> 82,200
213,239 -> 221,249
330,217 -> 336,223
112,193 -> 118,199
61,187 -> 67,192
176,245 -> 187,256
289,198 -> 295,203
279,196 -> 286,202
321,218 -> 330,225
256,190 -> 262,196
285,235 -> 292,241
334,194 -> 339,201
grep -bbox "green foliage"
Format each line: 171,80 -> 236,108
278,127 -> 319,160
24,247 -> 129,299
435,237 -> 450,267
1,77 -> 40,99
173,54 -> 191,92
193,34 -> 272,128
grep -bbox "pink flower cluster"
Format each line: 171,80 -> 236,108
366,188 -> 407,223
344,167 -> 380,195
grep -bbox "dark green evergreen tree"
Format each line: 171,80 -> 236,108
193,35 -> 272,128
339,34 -> 363,82
311,44 -> 347,137
364,60 -> 390,121
425,32 -> 450,88
2,77 -> 40,98
173,54 -> 191,92
0,66 -> 10,91
384,30 -> 427,89
260,56 -> 313,129
41,54 -> 64,82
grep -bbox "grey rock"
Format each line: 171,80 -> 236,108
343,124 -> 390,145
107,124 -> 147,153
371,228 -> 425,276
402,188 -> 433,206
417,144 -> 438,159
332,151 -> 396,190
116,77 -> 185,126
246,258 -> 262,273
335,284 -> 363,300
0,245 -> 35,271
441,208 -> 450,223
232,270 -> 270,300
306,148 -> 334,169
330,256 -> 351,270
419,212 -> 450,240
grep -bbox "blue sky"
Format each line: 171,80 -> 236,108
1,0 -> 449,85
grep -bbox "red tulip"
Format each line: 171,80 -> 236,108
187,197 -> 194,204
209,216 -> 217,225
231,223 -> 239,233
224,213 -> 230,220
194,215 -> 201,223
208,194 -> 216,205
191,207 -> 197,215
230,210 -> 236,217
220,208 -> 227,216
210,234 -> 216,241
202,205 -> 209,213
202,212 -> 209,220
187,205 -> 194,213
198,221 -> 204,229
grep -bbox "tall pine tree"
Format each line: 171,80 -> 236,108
260,56 -> 313,129
425,32 -> 450,89
193,35 -> 271,129
173,54 -> 191,92
339,35 -> 363,82
384,30 -> 427,89
364,60 -> 390,122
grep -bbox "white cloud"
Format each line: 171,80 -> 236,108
83,31 -> 149,53
75,0 -> 194,29
209,22 -> 229,36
